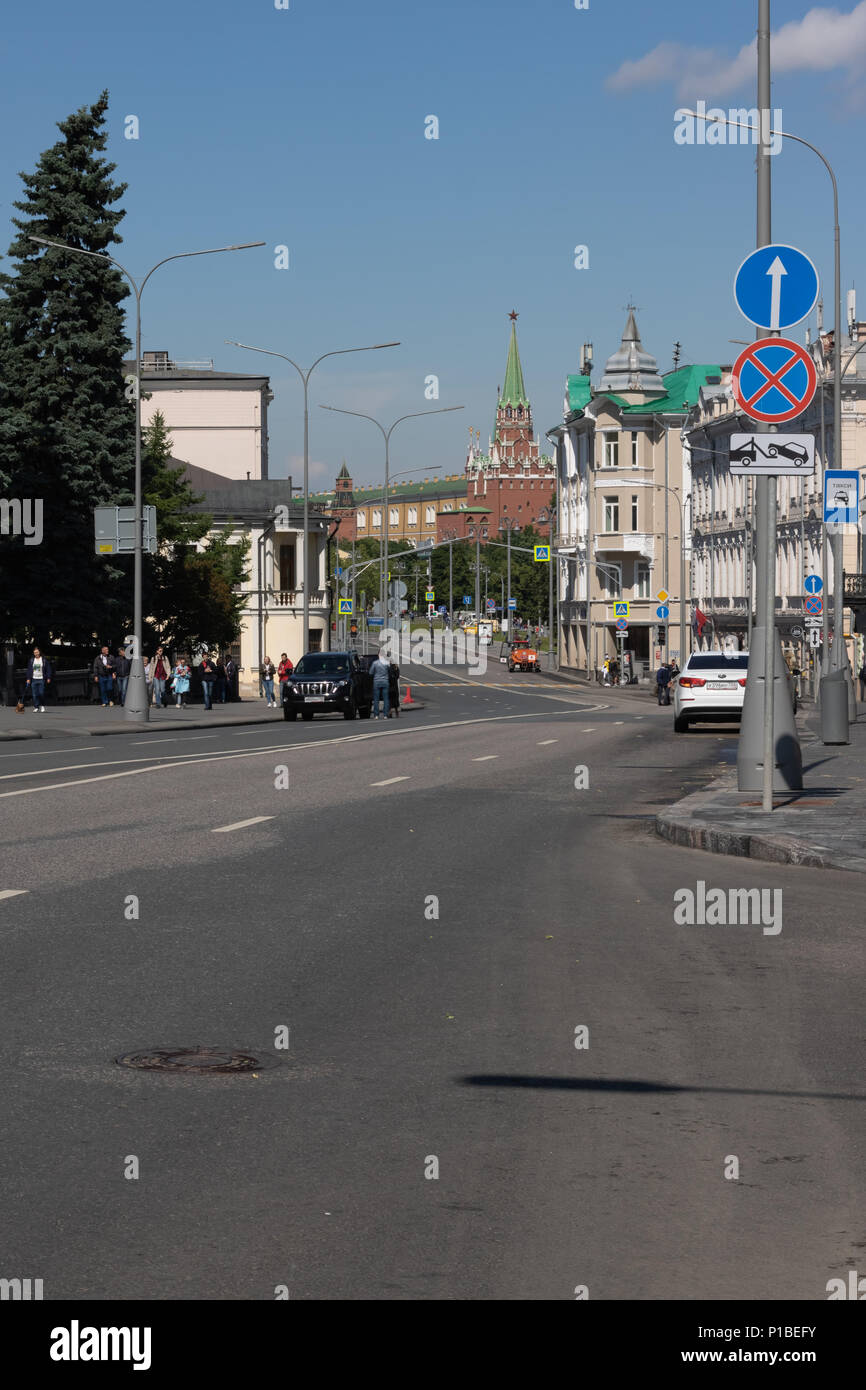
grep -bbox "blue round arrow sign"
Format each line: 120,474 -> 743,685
656,605 -> 669,620
734,244 -> 819,332
803,574 -> 823,595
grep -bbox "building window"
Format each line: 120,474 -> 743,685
372,508 -> 382,529
602,565 -> 622,598
631,432 -> 639,467
443,502 -> 453,512
278,543 -> 296,591
356,510 -> 366,530
603,434 -> 619,468
425,505 -> 435,524
631,495 -> 639,531
389,507 -> 399,528
603,496 -> 619,532
517,405 -> 524,419
505,406 -> 512,419
636,563 -> 650,598
407,506 -> 417,526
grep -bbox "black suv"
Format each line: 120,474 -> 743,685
281,651 -> 373,721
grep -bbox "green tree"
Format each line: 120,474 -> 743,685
0,91 -> 134,651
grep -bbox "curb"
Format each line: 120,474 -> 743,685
655,780 -> 866,875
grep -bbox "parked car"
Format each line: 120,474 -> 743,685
672,651 -> 749,732
281,651 -> 373,721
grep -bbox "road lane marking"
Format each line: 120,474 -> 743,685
0,708 -> 607,799
537,739 -> 558,746
0,747 -> 99,759
0,889 -> 28,900
472,755 -> 498,761
212,816 -> 275,833
370,776 -> 410,786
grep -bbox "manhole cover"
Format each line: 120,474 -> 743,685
116,1047 -> 273,1074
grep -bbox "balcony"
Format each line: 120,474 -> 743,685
593,532 -> 654,558
263,589 -> 328,608
844,571 -> 866,604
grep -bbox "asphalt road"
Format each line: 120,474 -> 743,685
0,663 -> 863,1300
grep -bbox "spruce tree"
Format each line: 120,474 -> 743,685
0,91 -> 133,655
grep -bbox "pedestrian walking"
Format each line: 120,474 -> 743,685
143,655 -> 154,706
151,647 -> 171,707
656,662 -> 672,706
114,647 -> 131,705
171,657 -> 191,708
261,656 -> 277,707
388,659 -> 400,718
25,647 -> 52,712
214,655 -> 227,704
859,660 -> 866,702
370,649 -> 391,719
224,654 -> 237,702
199,654 -> 218,709
93,646 -> 116,707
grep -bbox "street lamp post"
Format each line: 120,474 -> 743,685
226,339 -> 400,656
654,484 -> 690,667
499,517 -> 519,641
319,405 -> 463,617
31,236 -> 265,721
538,507 -> 556,669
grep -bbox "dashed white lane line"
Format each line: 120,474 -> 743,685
0,889 -> 28,900
537,739 -> 558,746
472,755 -> 498,762
370,776 -> 410,787
581,728 -> 595,733
0,709 -> 595,799
212,816 -> 275,834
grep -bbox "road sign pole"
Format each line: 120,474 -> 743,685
757,0 -> 774,811
734,0 -> 803,805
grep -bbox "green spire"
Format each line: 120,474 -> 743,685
337,459 -> 351,479
500,316 -> 528,408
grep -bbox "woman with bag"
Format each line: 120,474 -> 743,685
151,647 -> 171,708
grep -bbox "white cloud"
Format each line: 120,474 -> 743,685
607,3 -> 866,100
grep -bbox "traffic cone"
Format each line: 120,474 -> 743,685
401,684 -> 418,707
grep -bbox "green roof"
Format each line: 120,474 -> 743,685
310,476 -> 467,505
500,322 -> 528,408
564,364 -> 723,420
616,364 -> 723,415
566,375 -> 592,413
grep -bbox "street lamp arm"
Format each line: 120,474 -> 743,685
139,242 -> 265,294
225,340 -> 306,387
841,338 -> 866,379
383,406 -> 465,444
309,342 -> 400,377
318,404 -> 388,443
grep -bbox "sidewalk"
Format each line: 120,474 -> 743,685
0,700 -> 286,740
655,707 -> 866,874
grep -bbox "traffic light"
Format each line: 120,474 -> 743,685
658,625 -> 666,647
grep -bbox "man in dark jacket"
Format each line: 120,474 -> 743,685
656,663 -> 672,705
114,647 -> 131,706
93,646 -> 116,707
199,655 -> 217,709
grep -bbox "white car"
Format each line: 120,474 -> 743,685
672,651 -> 749,733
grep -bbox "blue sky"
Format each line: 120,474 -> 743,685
2,0 -> 865,488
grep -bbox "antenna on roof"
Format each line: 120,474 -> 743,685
672,341 -> 681,369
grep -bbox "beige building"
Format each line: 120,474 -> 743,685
132,351 -> 273,481
183,464 -> 333,694
550,312 -> 723,679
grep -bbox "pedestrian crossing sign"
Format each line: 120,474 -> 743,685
338,598 -> 353,615
426,589 -> 435,601
614,601 -> 629,618
534,545 -> 550,562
